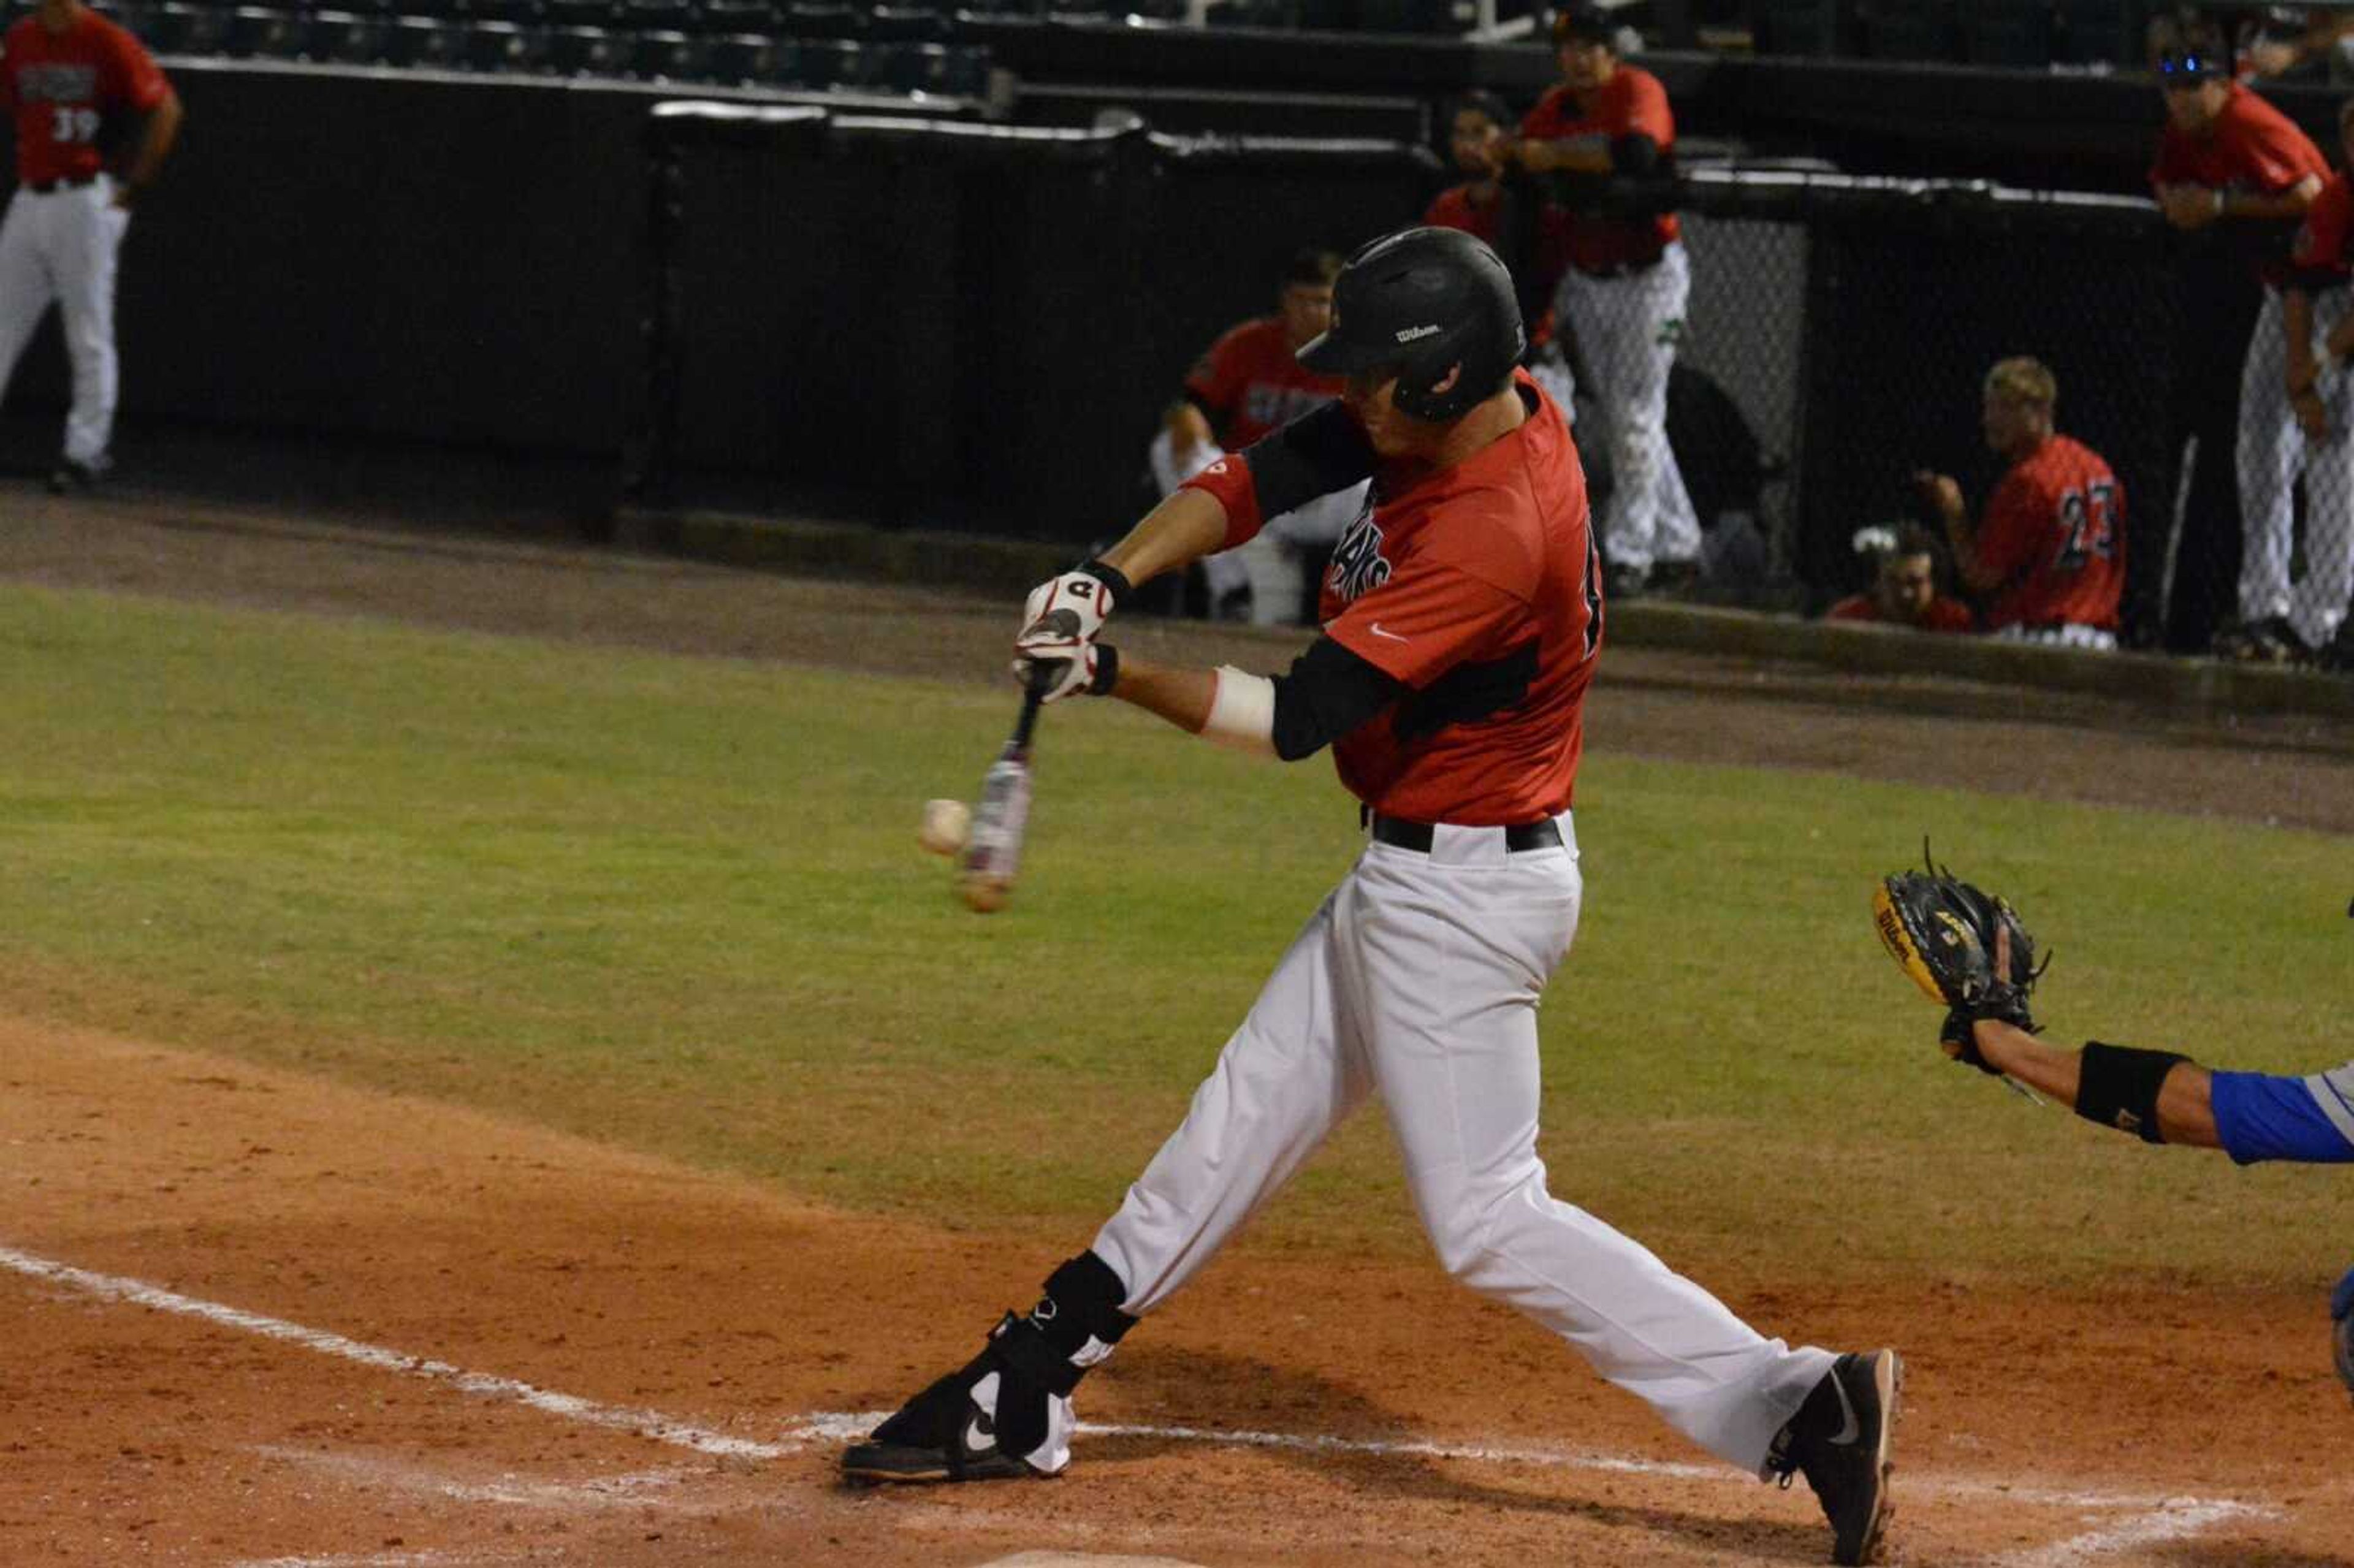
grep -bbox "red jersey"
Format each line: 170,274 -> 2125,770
2150,83 -> 2328,284
1303,373 -> 1600,823
0,9 -> 167,186
1520,66 -> 1680,275
1824,593 -> 1975,633
1182,316 -> 1343,449
2290,170 -> 2354,282
1975,434 -> 2125,632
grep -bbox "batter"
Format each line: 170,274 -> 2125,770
844,227 -> 1903,1567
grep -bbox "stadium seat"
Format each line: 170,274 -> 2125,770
2053,0 -> 2138,67
867,4 -> 951,40
793,34 -> 867,83
1748,0 -> 1846,56
694,0 -> 771,32
146,2 -> 228,53
468,0 -> 546,24
539,0 -> 615,28
1961,0 -> 2051,67
1354,0 -> 1475,32
383,13 -> 462,63
698,28 -> 777,80
625,25 -> 703,75
221,5 -> 300,55
1856,0 -> 1953,61
304,9 -> 386,60
462,18 -> 547,67
935,38 -> 987,92
542,18 -> 622,67
618,0 -> 697,30
780,0 -> 862,35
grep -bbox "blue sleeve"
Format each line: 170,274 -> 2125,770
2210,1065 -> 2354,1165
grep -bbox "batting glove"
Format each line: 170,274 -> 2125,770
1018,561 -> 1129,649
1013,642 -> 1118,704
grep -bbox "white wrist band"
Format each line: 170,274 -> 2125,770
1200,666 -> 1276,758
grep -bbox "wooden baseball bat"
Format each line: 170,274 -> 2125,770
956,668 -> 1051,913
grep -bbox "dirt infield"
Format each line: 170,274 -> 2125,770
6,490 -> 2354,1566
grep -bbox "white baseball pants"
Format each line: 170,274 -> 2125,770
0,173 -> 129,468
1089,816 -> 1834,1475
1149,427 -> 1368,626
2239,284 -> 2354,649
1554,242 -> 1701,577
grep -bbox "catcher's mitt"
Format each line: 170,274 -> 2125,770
1872,840 -> 2047,1071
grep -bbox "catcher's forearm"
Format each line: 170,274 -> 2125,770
1972,1022 -> 2220,1147
1099,489 -> 1232,592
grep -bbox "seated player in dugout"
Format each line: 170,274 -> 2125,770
1824,523 -> 1974,634
1423,89 -> 1577,416
1506,0 -> 1701,601
1912,358 -> 2125,650
1150,248 -> 1367,626
1944,898 -> 2354,1406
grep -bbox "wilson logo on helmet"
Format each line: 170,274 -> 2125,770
1395,325 -> 1442,343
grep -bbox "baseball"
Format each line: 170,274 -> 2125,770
917,797 -> 970,857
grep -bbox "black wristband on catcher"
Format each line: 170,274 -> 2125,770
1078,558 -> 1133,609
1940,1008 -> 2001,1075
1089,644 -> 1119,696
2074,1041 -> 2190,1144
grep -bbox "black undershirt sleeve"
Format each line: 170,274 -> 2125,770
1241,401 -> 1379,522
1609,132 -> 1661,176
1270,635 -> 1407,762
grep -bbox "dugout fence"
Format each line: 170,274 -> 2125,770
632,102 -> 2350,660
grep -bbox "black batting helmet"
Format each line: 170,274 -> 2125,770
1296,226 -> 1526,423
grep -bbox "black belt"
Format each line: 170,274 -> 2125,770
26,174 -> 96,194
1369,813 -> 1561,854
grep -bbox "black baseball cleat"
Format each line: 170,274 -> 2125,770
47,455 -> 110,495
841,1252 -> 1136,1488
840,1353 -> 1039,1485
1767,1349 -> 1902,1566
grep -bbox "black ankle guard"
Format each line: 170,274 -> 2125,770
991,1252 -> 1137,1398
2075,1041 -> 2188,1144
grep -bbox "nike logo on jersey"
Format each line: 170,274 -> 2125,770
1829,1372 -> 1861,1445
1368,623 -> 1409,642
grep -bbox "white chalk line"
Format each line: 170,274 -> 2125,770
4,1242 -> 2284,1562
790,1409 -> 2264,1517
1997,1498 -> 2269,1566
248,1445 -> 704,1511
0,1243 -> 791,1461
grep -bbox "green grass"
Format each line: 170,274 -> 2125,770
2,582 -> 2348,1289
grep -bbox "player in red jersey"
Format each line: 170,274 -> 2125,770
1824,523 -> 1975,634
2279,96 -> 2354,671
1506,1 -> 1698,599
2149,32 -> 2329,658
845,229 -> 1904,1568
0,0 -> 180,492
1914,358 -> 2125,649
1151,248 -> 1361,625
1423,90 -> 1579,417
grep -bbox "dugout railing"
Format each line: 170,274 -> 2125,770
631,101 -> 2350,661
